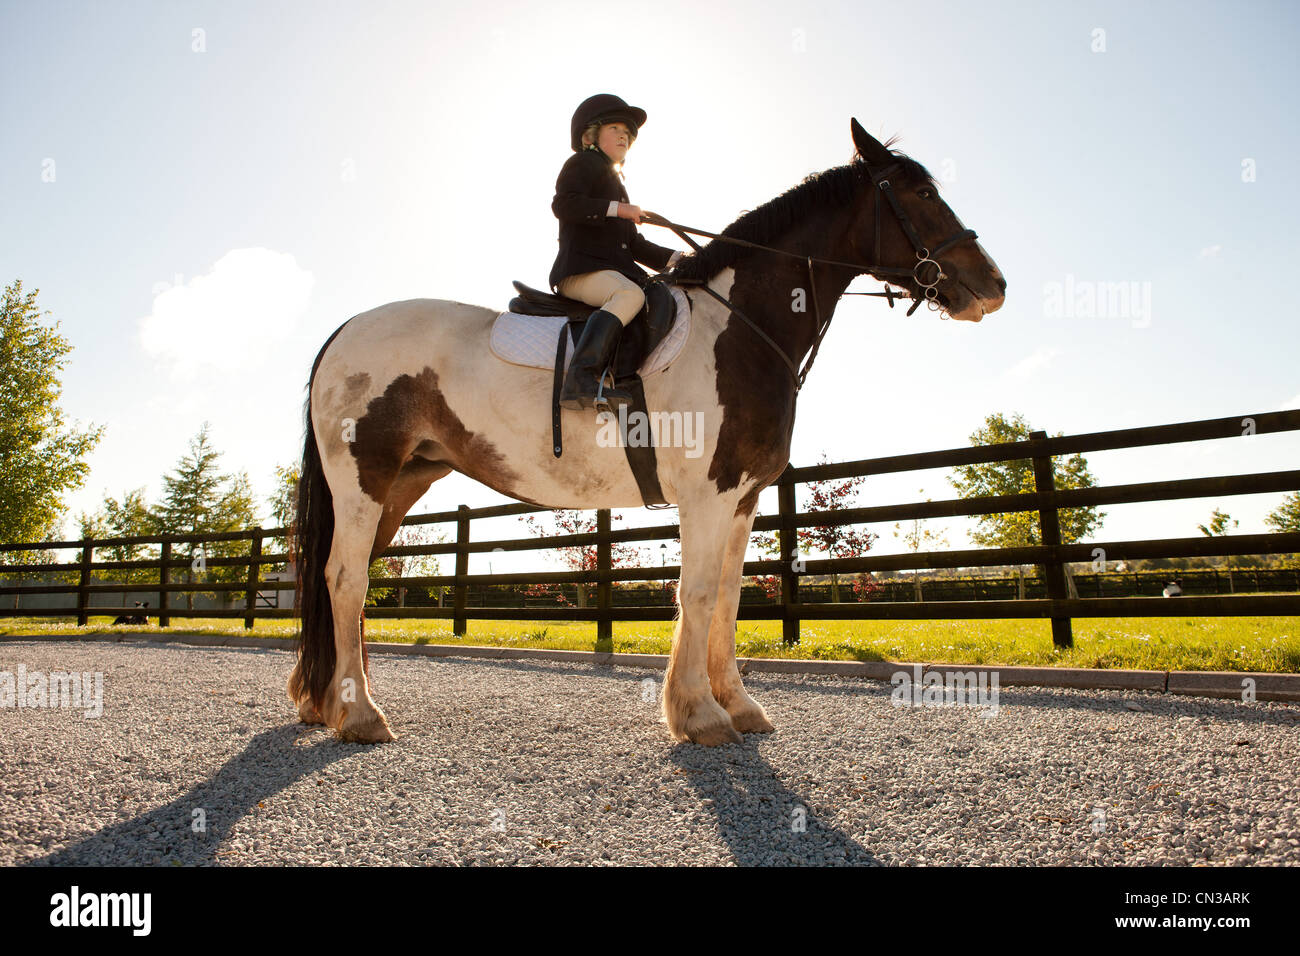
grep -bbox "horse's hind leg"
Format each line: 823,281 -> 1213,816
707,505 -> 775,734
321,456 -> 449,741
370,456 -> 452,561
323,487 -> 395,743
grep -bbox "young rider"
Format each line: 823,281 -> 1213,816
549,93 -> 685,410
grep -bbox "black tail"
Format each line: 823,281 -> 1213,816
289,388 -> 335,714
289,322 -> 350,714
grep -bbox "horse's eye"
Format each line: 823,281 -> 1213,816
918,188 -> 933,200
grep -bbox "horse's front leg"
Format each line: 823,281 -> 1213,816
707,505 -> 775,734
663,494 -> 743,746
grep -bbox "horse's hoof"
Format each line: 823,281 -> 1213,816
728,703 -> 775,735
336,708 -> 396,744
296,700 -> 326,726
685,720 -> 744,747
714,686 -> 775,735
669,706 -> 743,746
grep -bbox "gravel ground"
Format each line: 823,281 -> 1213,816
1,639 -> 1298,866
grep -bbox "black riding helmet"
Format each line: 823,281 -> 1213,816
569,93 -> 647,152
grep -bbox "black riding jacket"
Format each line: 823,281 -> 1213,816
548,146 -> 676,292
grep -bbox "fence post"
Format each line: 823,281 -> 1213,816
76,540 -> 93,626
159,539 -> 171,627
244,529 -> 262,630
453,505 -> 469,636
596,509 -> 612,645
778,479 -> 800,645
1029,430 -> 1073,648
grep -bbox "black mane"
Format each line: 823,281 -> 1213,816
667,146 -> 937,281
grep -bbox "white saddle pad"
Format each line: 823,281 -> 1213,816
490,285 -> 691,377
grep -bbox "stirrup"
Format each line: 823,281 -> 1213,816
593,368 -> 631,414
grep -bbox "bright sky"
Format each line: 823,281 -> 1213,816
2,0 -> 1298,574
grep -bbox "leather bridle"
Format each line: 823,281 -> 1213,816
643,159 -> 980,389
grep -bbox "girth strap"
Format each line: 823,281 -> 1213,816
550,321 -> 667,508
616,378 -> 668,506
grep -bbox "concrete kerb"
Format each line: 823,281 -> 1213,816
0,631 -> 300,652
3,631 -> 1298,702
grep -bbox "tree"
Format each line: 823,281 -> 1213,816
268,464 -> 297,526
0,545 -> 73,611
748,531 -> 782,601
749,455 -> 879,603
798,464 -> 878,602
1265,492 -> 1300,534
948,412 -> 1105,599
152,424 -> 259,609
521,510 -> 643,608
0,280 -> 103,549
368,524 -> 447,607
1198,507 -> 1240,592
1266,492 -> 1300,566
265,462 -> 300,574
77,488 -> 155,606
1197,507 -> 1238,538
893,489 -> 950,601
364,556 -> 393,606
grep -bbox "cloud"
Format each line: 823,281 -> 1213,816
1199,244 -> 1222,258
1280,394 -> 1300,411
139,248 -> 313,373
1005,346 -> 1061,378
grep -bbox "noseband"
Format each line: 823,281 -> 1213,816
644,159 -> 980,388
864,162 -> 979,316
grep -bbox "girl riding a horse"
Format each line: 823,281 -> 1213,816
549,93 -> 685,411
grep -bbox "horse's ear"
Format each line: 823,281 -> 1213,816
850,117 -> 891,166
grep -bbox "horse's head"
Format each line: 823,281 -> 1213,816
846,118 -> 1005,322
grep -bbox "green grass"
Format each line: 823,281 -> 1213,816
2,615 -> 1297,673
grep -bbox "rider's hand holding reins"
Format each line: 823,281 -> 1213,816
617,202 -> 643,223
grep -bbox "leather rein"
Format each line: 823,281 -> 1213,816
642,161 -> 978,390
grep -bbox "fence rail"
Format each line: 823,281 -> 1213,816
2,409 -> 1299,646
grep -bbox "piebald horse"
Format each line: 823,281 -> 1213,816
289,119 -> 1005,745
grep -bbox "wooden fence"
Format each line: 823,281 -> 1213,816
361,565 -> 1300,610
2,409 -> 1298,647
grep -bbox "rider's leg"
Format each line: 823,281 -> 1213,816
557,270 -> 645,325
556,271 -> 645,410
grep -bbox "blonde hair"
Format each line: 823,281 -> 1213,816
581,120 -> 637,149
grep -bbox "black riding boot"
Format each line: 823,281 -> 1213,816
559,310 -> 632,411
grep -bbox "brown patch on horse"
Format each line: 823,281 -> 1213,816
706,266 -> 800,505
343,372 -> 371,403
349,366 -> 519,504
735,484 -> 763,518
707,214 -> 867,508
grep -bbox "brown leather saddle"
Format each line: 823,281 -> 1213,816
508,278 -> 677,506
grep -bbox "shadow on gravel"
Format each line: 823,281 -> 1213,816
25,725 -> 356,867
382,656 -> 1300,730
667,738 -> 878,866
935,686 -> 1300,728
735,673 -> 1300,729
